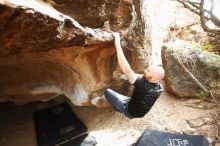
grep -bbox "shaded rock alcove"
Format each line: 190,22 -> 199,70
0,0 -> 153,106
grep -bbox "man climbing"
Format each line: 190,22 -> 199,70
104,32 -> 165,119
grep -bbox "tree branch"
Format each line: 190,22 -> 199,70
173,0 -> 220,35
176,57 -> 218,103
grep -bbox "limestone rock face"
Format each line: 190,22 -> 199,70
162,47 -> 220,100
0,0 -> 152,106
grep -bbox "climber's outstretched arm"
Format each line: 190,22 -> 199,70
113,32 -> 136,84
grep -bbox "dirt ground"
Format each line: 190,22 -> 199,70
0,92 -> 219,146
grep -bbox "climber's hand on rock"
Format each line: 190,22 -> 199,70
112,32 -> 120,42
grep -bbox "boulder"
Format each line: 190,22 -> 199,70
0,0 -> 152,106
162,46 -> 220,100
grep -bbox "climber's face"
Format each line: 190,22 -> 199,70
143,68 -> 153,81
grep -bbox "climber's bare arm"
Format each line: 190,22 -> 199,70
113,32 -> 136,84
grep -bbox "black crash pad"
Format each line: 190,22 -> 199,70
134,129 -> 209,146
33,103 -> 87,146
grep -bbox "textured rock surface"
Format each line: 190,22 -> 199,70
0,0 -> 152,106
162,46 -> 220,100
1,0 -> 215,106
